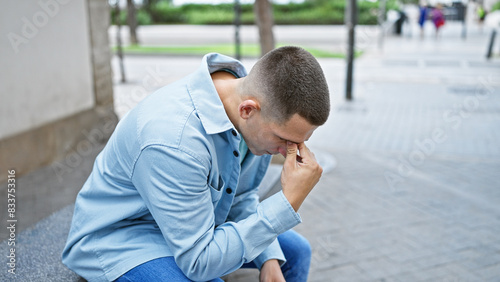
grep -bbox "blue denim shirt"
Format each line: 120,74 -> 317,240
62,53 -> 302,282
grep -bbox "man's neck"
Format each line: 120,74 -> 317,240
211,71 -> 244,131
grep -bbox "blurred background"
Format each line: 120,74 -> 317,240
1,0 -> 500,280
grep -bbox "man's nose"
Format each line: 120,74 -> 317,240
278,146 -> 287,157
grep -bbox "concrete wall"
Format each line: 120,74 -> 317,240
0,0 -> 94,139
0,0 -> 117,183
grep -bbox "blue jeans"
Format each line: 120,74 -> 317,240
115,230 -> 311,282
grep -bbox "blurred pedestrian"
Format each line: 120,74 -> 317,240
477,5 -> 487,32
477,5 -> 486,23
395,10 -> 407,36
418,2 -> 428,38
431,4 -> 446,38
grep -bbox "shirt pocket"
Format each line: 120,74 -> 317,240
208,175 -> 225,203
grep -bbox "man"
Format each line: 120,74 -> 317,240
62,46 -> 330,281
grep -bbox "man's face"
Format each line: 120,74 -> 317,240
243,112 -> 317,156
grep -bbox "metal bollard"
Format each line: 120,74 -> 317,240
486,29 -> 497,60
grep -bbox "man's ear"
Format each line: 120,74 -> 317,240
238,99 -> 260,120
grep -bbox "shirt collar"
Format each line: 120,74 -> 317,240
187,53 -> 248,135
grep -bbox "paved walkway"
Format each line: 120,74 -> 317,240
1,22 -> 499,281
225,23 -> 500,281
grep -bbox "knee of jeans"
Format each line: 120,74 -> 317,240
300,236 -> 312,259
292,233 -> 312,259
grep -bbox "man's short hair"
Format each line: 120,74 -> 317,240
246,46 -> 330,126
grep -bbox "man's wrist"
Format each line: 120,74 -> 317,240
282,190 -> 303,212
262,259 -> 280,267
260,259 -> 285,282
259,191 -> 302,234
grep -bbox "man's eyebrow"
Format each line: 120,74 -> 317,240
276,134 -> 307,144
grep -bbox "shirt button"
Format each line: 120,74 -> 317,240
226,188 -> 233,194
233,151 -> 239,157
231,130 -> 237,136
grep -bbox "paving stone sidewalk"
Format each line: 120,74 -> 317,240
226,23 -> 500,281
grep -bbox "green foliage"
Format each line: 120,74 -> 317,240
397,0 -> 419,4
110,6 -> 152,25
274,8 -> 345,25
149,1 -> 186,24
492,1 -> 500,12
113,0 -> 402,26
186,10 -> 235,25
136,9 -> 152,25
112,43 -> 352,58
110,9 -> 127,25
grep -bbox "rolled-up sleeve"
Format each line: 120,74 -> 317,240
228,186 -> 286,269
132,145 -> 301,281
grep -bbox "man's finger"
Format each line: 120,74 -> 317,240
285,141 -> 298,164
297,142 -> 318,164
297,142 -> 311,158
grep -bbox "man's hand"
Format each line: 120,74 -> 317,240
260,259 -> 285,282
281,142 -> 322,212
